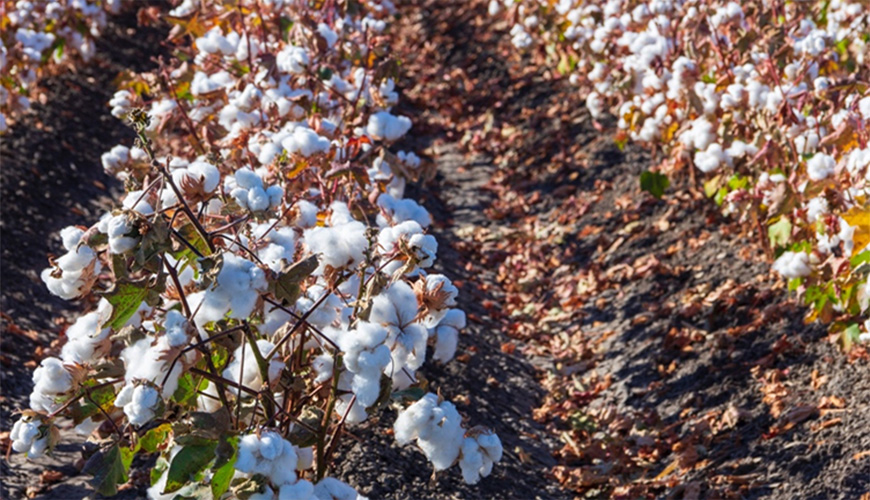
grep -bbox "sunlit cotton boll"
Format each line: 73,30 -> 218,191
281,126 -> 331,157
458,431 -> 503,485
303,220 -> 368,273
60,304 -> 112,364
807,153 -> 836,181
10,417 -> 50,458
394,393 -> 465,471
41,231 -> 101,300
114,383 -> 160,426
29,357 -> 73,413
772,251 -> 811,278
365,111 -> 412,141
187,253 -> 267,328
222,340 -> 284,396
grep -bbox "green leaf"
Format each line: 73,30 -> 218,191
211,436 -> 238,499
69,383 -> 117,424
768,217 -> 792,248
163,441 -> 218,494
850,250 -> 870,268
268,255 -> 319,305
639,170 -> 670,199
843,323 -> 861,352
100,278 -> 150,330
173,373 -> 205,405
703,175 -> 722,198
83,444 -> 129,496
140,423 -> 173,454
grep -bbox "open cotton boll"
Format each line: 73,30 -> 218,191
41,242 -> 100,300
693,143 -> 731,173
376,194 -> 431,228
235,431 -> 316,492
303,220 -> 368,274
725,140 -> 758,160
678,117 -> 716,150
105,213 -> 138,254
115,383 -> 160,426
772,251 -> 811,278
807,153 -> 836,181
282,126 -> 331,157
806,197 -> 829,223
313,478 -> 369,500
30,357 -> 74,413
296,285 -> 344,328
222,339 -> 284,395
10,416 -> 51,458
431,309 -> 465,363
394,393 -> 464,471
369,282 -> 428,383
459,432 -> 503,485
312,353 -> 334,383
189,253 -> 267,329
121,335 -> 185,396
276,45 -> 309,74
61,308 -> 111,364
377,221 -> 438,273
338,322 -> 391,407
417,274 -> 459,326
229,168 -> 284,212
365,111 -> 412,141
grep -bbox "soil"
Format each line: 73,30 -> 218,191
2,1 -> 869,499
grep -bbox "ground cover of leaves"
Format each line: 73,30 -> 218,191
392,0 -> 870,498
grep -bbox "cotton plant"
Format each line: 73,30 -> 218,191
494,0 -> 870,342
11,0 -> 501,496
1,0 -> 125,129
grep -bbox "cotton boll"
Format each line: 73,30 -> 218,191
313,478 -> 369,500
30,357 -> 73,413
370,282 -> 429,377
282,127 -> 331,157
41,243 -> 101,300
678,117 -> 716,150
303,220 -> 368,273
59,226 -> 85,251
61,310 -> 111,364
394,393 -> 465,470
10,416 -> 51,458
106,214 -> 138,254
222,340 -> 284,395
725,140 -> 758,160
807,153 -> 836,181
431,309 -> 465,363
365,111 -> 412,141
115,383 -> 160,426
312,354 -> 334,383
693,143 -> 731,173
376,193 -> 432,228
806,197 -> 829,223
459,432 -> 503,484
772,251 -> 811,278
276,45 -> 309,74
377,221 -> 438,271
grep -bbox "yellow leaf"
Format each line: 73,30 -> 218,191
285,160 -> 308,179
842,205 -> 870,257
662,121 -> 679,142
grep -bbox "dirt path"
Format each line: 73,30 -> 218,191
391,0 -> 870,498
